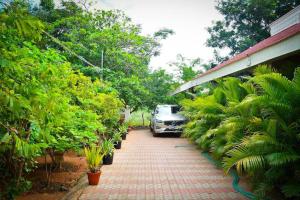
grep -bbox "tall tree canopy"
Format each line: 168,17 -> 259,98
32,0 -> 176,111
168,54 -> 208,82
206,0 -> 300,57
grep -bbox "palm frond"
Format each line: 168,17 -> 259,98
253,65 -> 276,76
266,152 -> 300,167
252,73 -> 294,101
240,132 -> 280,148
223,146 -> 265,174
292,67 -> 300,87
282,183 -> 300,198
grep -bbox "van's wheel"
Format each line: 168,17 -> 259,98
176,133 -> 182,137
149,124 -> 153,132
152,131 -> 159,137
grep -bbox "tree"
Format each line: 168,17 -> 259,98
1,1 -> 179,198
112,74 -> 149,113
206,0 -> 300,56
143,69 -> 178,109
33,3 -> 175,111
40,0 -> 55,11
0,1 -> 44,40
169,54 -> 205,82
34,4 -> 168,78
0,2 -> 122,197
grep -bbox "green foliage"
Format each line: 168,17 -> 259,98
118,124 -> 128,135
0,2 -> 44,40
181,65 -> 300,199
206,0 -> 300,57
0,0 -> 177,197
40,0 -> 55,11
142,69 -> 180,109
112,74 -> 149,112
169,54 -> 204,82
128,110 -> 151,127
112,132 -> 122,143
0,4 -> 122,197
33,3 -> 175,111
100,140 -> 115,156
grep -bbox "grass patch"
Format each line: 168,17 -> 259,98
128,110 -> 151,127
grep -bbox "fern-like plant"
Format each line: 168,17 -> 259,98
181,66 -> 300,199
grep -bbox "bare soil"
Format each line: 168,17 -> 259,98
17,151 -> 87,200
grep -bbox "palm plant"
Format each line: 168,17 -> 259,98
223,67 -> 300,198
182,77 -> 253,156
181,66 -> 300,199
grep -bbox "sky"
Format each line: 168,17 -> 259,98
95,0 -> 224,72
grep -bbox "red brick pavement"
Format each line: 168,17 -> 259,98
79,129 -> 246,200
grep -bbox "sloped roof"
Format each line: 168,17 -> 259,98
171,23 -> 300,95
195,23 -> 300,80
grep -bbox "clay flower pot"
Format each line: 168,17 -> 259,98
87,171 -> 101,185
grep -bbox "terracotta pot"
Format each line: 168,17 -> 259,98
103,153 -> 114,165
87,171 -> 101,185
114,141 -> 122,149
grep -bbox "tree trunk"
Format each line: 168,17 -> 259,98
16,160 -> 24,187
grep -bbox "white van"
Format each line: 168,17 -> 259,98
150,105 -> 186,137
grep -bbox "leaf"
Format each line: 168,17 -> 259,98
266,152 -> 300,166
0,133 -> 12,143
223,146 -> 265,174
266,119 -> 277,138
253,65 -> 276,76
282,183 -> 300,197
293,67 -> 300,87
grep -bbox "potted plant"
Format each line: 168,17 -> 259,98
119,124 -> 128,140
84,146 -> 104,185
113,132 -> 122,149
119,113 -> 125,124
127,126 -> 132,133
101,140 -> 115,165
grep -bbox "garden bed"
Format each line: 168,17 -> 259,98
16,151 -> 87,200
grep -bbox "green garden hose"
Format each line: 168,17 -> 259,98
201,152 -> 256,200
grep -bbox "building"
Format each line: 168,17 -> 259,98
171,6 -> 300,95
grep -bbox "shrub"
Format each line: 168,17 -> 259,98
181,66 -> 300,199
0,42 -> 121,197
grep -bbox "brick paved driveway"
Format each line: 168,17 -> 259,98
79,129 -> 246,200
